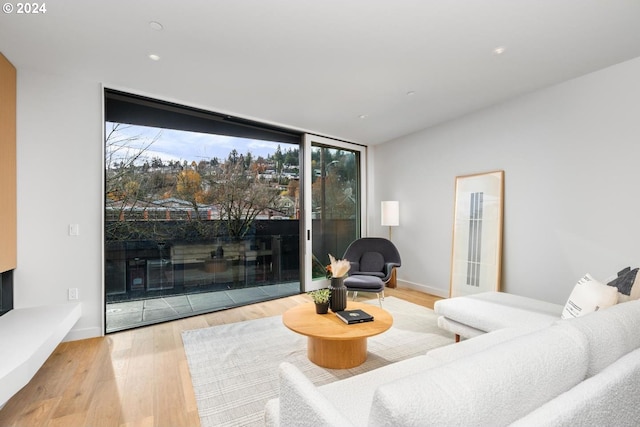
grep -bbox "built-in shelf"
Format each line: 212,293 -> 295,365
0,303 -> 81,407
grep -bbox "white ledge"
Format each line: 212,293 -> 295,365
0,303 -> 81,407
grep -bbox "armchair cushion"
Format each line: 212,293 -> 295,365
351,271 -> 385,278
344,275 -> 384,290
359,251 -> 385,273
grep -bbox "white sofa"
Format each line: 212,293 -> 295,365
433,291 -> 565,340
264,298 -> 640,426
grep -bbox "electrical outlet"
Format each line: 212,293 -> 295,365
68,288 -> 79,300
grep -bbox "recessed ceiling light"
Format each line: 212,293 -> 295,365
358,114 -> 368,119
493,46 -> 506,55
149,21 -> 164,31
148,54 -> 161,61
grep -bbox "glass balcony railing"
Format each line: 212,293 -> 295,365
105,219 -> 302,300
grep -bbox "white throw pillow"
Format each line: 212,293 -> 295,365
561,273 -> 618,319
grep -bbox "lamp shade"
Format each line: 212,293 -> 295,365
381,201 -> 399,227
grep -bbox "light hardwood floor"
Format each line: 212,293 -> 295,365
0,288 -> 442,427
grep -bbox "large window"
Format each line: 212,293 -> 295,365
104,90 -> 303,332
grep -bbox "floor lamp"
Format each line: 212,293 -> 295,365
381,201 -> 399,288
381,201 -> 399,241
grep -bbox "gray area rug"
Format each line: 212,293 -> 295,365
182,296 -> 454,427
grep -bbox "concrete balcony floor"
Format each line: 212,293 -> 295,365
105,282 -> 300,333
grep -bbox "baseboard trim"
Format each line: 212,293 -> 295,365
64,326 -> 102,342
396,279 -> 449,299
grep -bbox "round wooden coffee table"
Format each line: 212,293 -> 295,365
282,301 -> 393,369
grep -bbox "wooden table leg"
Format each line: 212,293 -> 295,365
307,337 -> 367,369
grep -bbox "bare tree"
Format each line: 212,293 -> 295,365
210,154 -> 279,240
104,123 -> 162,239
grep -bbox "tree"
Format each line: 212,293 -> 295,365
228,149 -> 240,165
283,147 -> 299,167
273,144 -> 284,183
311,149 -> 357,219
210,153 -> 279,240
105,123 -> 163,240
244,152 -> 253,170
105,123 -> 160,197
176,169 -> 204,214
151,156 -> 164,168
105,123 -> 161,210
287,179 -> 299,199
251,156 -> 268,175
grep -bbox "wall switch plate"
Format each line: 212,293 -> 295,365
68,288 -> 79,300
69,224 -> 80,236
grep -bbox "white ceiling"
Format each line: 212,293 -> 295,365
2,0 -> 640,145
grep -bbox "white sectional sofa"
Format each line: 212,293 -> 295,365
434,291 -> 565,340
264,298 -> 640,426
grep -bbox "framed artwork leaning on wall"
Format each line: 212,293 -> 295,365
449,170 -> 504,297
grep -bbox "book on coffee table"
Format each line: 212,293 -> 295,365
335,309 -> 374,324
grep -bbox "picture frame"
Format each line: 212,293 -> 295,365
449,170 -> 504,297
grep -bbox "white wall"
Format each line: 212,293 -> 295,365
372,56 -> 640,304
15,69 -> 103,339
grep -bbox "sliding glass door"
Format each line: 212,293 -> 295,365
302,135 -> 366,291
103,90 -> 367,332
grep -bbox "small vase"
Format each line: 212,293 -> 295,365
329,277 -> 347,312
315,302 -> 329,314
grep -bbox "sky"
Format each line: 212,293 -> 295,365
105,122 -> 291,167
